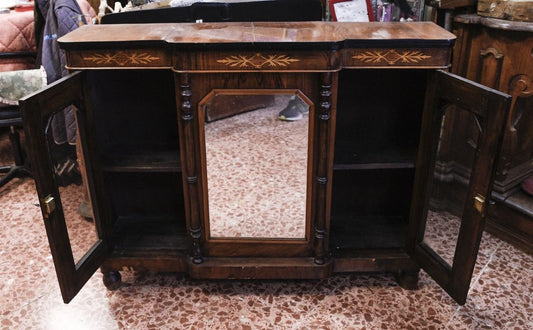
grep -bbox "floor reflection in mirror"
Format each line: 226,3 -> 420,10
206,95 -> 308,239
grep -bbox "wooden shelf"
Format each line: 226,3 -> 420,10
333,147 -> 417,170
330,215 -> 408,251
102,149 -> 181,173
113,216 -> 188,251
334,162 -> 415,170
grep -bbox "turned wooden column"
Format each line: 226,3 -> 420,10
314,72 -> 334,265
176,73 -> 203,264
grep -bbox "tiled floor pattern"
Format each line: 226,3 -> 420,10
1,128 -> 532,329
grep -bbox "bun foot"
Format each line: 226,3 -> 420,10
395,270 -> 419,290
102,269 -> 122,290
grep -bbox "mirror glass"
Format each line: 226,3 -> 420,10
423,105 -> 481,266
202,91 -> 310,239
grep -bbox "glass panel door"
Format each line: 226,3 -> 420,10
407,70 -> 512,305
20,72 -> 111,303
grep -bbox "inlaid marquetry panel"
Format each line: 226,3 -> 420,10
342,48 -> 451,68
65,49 -> 172,69
174,50 -> 339,72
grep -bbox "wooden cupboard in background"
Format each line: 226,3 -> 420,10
445,14 -> 533,253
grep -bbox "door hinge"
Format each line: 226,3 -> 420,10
42,195 -> 56,219
474,194 -> 486,216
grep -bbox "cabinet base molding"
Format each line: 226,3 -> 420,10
102,253 -> 420,281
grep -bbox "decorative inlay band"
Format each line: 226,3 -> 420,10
353,50 -> 431,64
82,52 -> 160,66
217,53 -> 300,68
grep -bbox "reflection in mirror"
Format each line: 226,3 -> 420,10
47,107 -> 98,264
203,92 -> 310,239
423,105 -> 481,266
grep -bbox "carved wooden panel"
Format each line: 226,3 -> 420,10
478,47 -> 504,89
452,15 -> 533,194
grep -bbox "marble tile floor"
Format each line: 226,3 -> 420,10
1,129 -> 532,329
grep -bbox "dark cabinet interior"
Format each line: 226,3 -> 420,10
87,70 -> 188,252
331,69 -> 427,252
20,22 -> 512,305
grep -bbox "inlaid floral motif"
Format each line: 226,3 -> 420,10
217,54 -> 300,68
82,52 -> 160,66
353,50 -> 431,64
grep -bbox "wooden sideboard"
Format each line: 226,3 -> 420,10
450,14 -> 533,253
20,22 -> 511,304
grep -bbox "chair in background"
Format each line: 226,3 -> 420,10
0,67 -> 47,188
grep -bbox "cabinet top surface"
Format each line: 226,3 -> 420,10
59,21 -> 455,48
